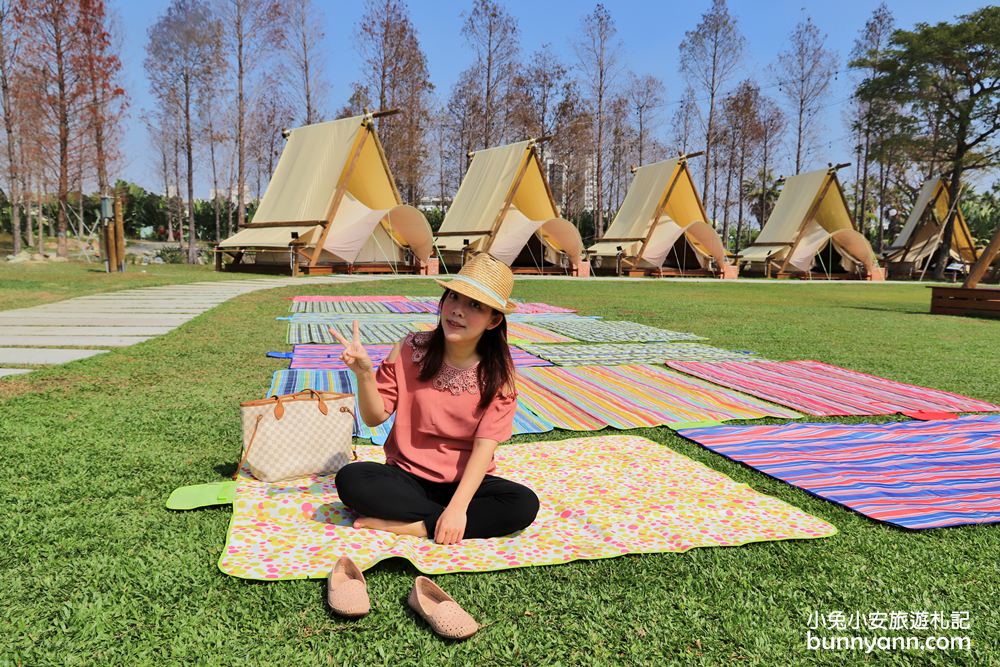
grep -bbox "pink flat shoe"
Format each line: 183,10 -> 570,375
327,556 -> 370,617
407,576 -> 479,640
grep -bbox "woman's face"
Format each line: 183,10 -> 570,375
439,290 -> 502,344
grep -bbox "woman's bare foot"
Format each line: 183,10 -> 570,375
353,516 -> 428,538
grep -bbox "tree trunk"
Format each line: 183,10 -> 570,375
208,113 -> 221,242
858,124 -> 871,239
236,3 -> 246,230
173,126 -> 183,244
161,138 -> 174,242
185,74 -> 197,264
55,26 -> 69,258
0,37 -> 20,255
735,141 -> 746,254
795,98 -> 804,173
720,127 -> 735,250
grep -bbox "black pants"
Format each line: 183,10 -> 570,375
335,461 -> 539,540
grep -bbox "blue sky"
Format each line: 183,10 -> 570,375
116,0 -> 996,196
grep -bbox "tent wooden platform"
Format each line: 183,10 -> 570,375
931,222 -> 1000,318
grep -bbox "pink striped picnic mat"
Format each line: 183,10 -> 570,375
667,360 -> 1000,417
291,295 -> 408,302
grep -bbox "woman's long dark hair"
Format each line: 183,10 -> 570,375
416,289 -> 516,408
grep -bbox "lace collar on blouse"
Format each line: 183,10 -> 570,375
406,331 -> 479,395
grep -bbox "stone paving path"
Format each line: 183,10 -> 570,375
0,276 -> 365,378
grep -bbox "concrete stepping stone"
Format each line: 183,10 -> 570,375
0,335 -> 152,347
0,315 -> 195,326
0,348 -> 108,364
0,326 -> 175,336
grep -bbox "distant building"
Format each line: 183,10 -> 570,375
210,186 -> 246,204
417,194 -> 452,212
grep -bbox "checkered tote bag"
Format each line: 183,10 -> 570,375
236,390 -> 357,482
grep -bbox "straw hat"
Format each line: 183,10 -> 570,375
435,253 -> 517,314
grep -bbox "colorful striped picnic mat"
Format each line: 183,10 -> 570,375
667,360 -> 1000,417
290,300 -> 440,314
512,302 -> 576,314
517,365 -> 800,429
287,344 -> 551,370
383,301 -> 439,314
514,375 -> 606,431
517,342 -> 760,366
292,296 -> 408,302
286,312 -> 438,324
268,370 -> 554,438
218,435 -> 836,579
289,344 -> 394,370
534,319 -> 705,343
290,301 -> 395,314
287,322 -> 422,345
676,416 -> 1000,529
506,322 -> 576,344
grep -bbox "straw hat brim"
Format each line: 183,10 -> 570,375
435,278 -> 518,314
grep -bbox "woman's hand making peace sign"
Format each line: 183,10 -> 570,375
328,320 -> 374,374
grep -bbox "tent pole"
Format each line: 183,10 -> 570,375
308,123 -> 370,268
963,225 -> 1000,288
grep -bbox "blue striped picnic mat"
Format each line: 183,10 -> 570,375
677,416 -> 1000,530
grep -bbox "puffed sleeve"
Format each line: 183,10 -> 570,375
374,341 -> 403,414
473,389 -> 517,442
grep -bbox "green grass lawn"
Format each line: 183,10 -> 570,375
0,260 -> 263,311
1,275 -> 998,665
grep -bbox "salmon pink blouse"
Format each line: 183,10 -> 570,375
374,331 -> 517,483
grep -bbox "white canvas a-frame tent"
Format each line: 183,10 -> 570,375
588,153 -> 737,278
885,177 -> 978,278
740,166 -> 884,280
216,112 -> 434,275
434,140 -> 584,274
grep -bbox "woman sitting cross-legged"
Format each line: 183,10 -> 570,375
332,253 -> 539,545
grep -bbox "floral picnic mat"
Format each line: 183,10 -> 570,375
218,436 -> 837,579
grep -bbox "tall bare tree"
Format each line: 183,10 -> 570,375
219,0 -> 283,230
462,0 -> 519,148
848,3 -> 894,242
15,0 -> 86,258
679,0 -> 743,214
354,0 -> 432,203
775,16 -> 837,174
284,0 -> 327,125
627,73 -> 665,166
511,44 -> 569,160
147,0 -> 224,262
670,86 -> 700,156
76,0 -> 126,196
575,3 -> 621,238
